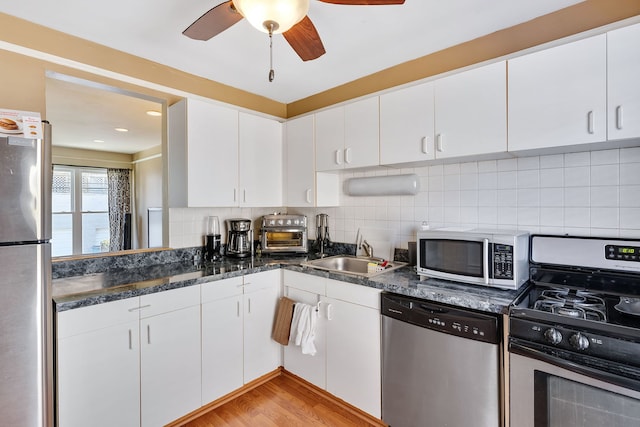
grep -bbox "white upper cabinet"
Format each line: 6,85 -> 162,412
344,97 -> 380,168
607,22 -> 640,141
380,81 -> 435,165
285,115 -> 315,206
434,61 -> 507,159
168,98 -> 238,207
315,107 -> 344,171
168,99 -> 282,208
238,112 -> 283,207
315,97 -> 379,171
508,35 -> 607,152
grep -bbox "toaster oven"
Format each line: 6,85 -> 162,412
260,214 -> 308,254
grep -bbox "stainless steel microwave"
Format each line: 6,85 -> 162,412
417,228 -> 530,289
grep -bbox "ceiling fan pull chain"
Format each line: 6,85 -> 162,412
268,22 -> 275,82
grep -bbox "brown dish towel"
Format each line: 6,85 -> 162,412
272,296 -> 295,345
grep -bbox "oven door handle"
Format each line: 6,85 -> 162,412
509,339 -> 640,393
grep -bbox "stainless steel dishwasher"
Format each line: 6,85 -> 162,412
381,292 -> 502,427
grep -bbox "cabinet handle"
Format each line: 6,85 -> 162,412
616,106 -> 623,130
436,134 -> 444,152
233,188 -> 237,202
128,329 -> 132,350
335,149 -> 342,166
587,111 -> 594,134
237,300 -> 240,317
128,304 -> 151,312
421,136 -> 428,154
327,303 -> 333,321
305,189 -> 312,204
344,147 -> 352,164
243,189 -> 247,203
147,325 -> 151,344
247,298 -> 251,314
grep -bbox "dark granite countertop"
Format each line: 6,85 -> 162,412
53,251 -> 524,314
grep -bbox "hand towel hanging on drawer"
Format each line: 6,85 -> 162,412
289,302 -> 318,356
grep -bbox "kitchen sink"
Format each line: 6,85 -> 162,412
301,255 -> 405,278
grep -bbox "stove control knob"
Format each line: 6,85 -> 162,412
543,328 -> 563,345
569,333 -> 590,351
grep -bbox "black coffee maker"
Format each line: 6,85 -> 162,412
226,218 -> 253,258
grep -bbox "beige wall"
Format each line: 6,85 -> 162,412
133,147 -> 163,249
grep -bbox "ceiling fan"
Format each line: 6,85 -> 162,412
183,0 -> 405,81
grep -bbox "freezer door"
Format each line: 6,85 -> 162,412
0,244 -> 53,427
0,125 -> 51,243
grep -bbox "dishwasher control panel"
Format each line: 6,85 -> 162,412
381,292 -> 500,344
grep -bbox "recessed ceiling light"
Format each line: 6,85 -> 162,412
93,139 -> 105,143
146,110 -> 162,117
114,127 -> 129,132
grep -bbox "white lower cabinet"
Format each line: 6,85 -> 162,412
201,270 -> 282,405
283,271 -> 382,418
56,285 -> 201,427
57,298 -> 141,427
243,270 -> 283,383
139,286 -> 202,427
201,276 -> 244,404
283,272 -> 327,389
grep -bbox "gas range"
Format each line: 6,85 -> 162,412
509,235 -> 640,388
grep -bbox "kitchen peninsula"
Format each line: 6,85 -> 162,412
53,247 -> 519,427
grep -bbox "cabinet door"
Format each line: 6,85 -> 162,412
508,35 -> 607,152
380,81 -> 435,164
201,295 -> 243,404
315,107 -> 345,171
57,320 -> 140,427
608,23 -> 640,141
324,296 -> 382,418
167,99 -> 240,207
57,298 -> 140,427
239,112 -> 283,207
140,305 -> 201,427
243,272 -> 282,383
435,61 -> 507,159
285,115 -> 315,206
283,287 -> 326,389
344,97 -> 379,169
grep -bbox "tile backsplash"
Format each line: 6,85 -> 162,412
169,147 -> 640,251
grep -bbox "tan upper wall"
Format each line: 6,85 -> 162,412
1,0 -> 640,119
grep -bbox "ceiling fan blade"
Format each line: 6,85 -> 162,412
183,1 -> 243,41
318,0 -> 405,4
283,16 -> 326,62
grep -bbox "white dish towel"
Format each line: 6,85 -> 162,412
289,302 -> 318,356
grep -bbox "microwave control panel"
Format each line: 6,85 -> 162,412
492,244 -> 514,279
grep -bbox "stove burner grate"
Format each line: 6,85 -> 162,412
533,288 -> 607,322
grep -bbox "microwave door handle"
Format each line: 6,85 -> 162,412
483,238 -> 490,285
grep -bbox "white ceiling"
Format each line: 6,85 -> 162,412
3,0 -> 583,104
45,77 -> 163,154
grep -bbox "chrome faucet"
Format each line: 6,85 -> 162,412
361,240 -> 373,258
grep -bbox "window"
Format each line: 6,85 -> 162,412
52,166 -> 110,257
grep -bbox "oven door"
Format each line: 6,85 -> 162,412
261,228 -> 307,253
510,342 -> 640,427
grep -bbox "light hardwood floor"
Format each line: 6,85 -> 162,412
183,373 -> 382,427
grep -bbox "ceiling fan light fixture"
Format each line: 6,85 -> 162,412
234,0 -> 310,34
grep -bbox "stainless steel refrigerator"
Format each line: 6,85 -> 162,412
0,122 -> 53,427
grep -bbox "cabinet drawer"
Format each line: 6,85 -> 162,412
326,279 -> 381,309
283,270 -> 326,295
57,297 -> 140,338
243,269 -> 281,293
140,285 -> 200,318
201,276 -> 244,303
